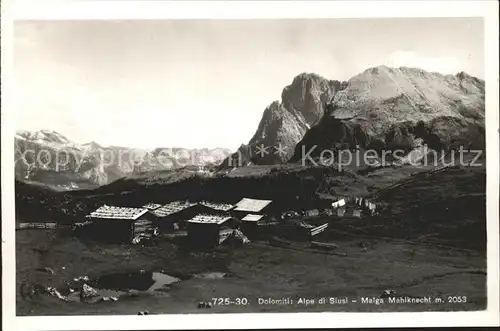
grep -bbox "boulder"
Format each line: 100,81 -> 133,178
73,276 -> 89,282
223,229 -> 250,246
80,284 -> 99,301
45,286 -> 67,301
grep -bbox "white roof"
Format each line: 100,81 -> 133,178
151,201 -> 197,217
241,214 -> 264,222
233,198 -> 272,213
187,214 -> 232,225
200,201 -> 234,211
87,205 -> 148,220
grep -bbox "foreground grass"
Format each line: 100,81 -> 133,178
16,227 -> 486,315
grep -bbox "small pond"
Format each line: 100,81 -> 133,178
93,271 -> 181,292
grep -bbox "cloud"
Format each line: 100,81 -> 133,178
386,51 -> 463,74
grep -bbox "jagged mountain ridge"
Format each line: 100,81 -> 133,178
14,130 -> 232,189
290,66 -> 485,162
224,73 -> 348,166
220,66 -> 484,167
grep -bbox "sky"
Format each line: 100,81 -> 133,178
14,18 -> 484,150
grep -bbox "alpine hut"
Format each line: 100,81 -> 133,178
186,214 -> 235,248
84,205 -> 150,242
149,201 -> 205,232
240,213 -> 265,238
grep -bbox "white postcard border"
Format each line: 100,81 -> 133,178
2,0 -> 499,329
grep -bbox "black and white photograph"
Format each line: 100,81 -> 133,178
2,0 -> 499,329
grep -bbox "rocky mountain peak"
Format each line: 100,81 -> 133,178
222,73 -> 348,167
281,72 -> 347,126
82,141 -> 103,151
16,129 -> 71,146
290,66 -> 485,163
331,66 -> 484,128
249,101 -> 287,143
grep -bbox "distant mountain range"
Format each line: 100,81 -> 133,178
223,65 -> 485,167
14,130 -> 232,190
